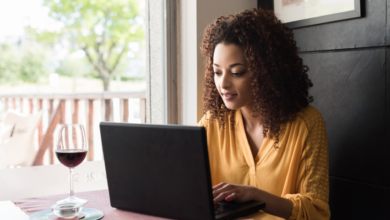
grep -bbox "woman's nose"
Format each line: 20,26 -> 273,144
220,72 -> 231,89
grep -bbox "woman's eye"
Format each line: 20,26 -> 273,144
232,72 -> 244,77
214,72 -> 221,76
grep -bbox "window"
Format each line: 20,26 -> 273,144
0,0 -> 147,167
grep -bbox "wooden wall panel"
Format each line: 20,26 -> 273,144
329,177 -> 386,219
301,49 -> 386,186
273,0 -> 390,219
385,48 -> 390,188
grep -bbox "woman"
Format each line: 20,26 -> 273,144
198,8 -> 330,220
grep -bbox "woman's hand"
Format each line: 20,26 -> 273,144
214,182 -> 293,220
213,182 -> 260,204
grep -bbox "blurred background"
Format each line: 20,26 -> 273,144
0,0 -> 146,167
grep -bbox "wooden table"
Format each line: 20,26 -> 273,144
13,189 -> 169,219
0,161 -> 282,220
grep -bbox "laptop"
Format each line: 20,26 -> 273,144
100,122 -> 265,220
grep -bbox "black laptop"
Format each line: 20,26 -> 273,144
100,122 -> 265,220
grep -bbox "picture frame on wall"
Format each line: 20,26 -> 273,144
258,0 -> 363,29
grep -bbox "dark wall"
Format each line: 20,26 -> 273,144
259,1 -> 389,219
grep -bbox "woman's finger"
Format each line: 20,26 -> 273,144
225,192 -> 237,202
212,182 -> 228,191
212,184 -> 235,198
213,190 -> 235,204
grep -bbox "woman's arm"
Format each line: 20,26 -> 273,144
253,188 -> 292,219
213,182 -> 292,219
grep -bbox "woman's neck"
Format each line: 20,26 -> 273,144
240,105 -> 263,129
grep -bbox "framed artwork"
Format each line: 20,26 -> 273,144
258,0 -> 363,29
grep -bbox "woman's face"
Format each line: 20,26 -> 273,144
213,43 -> 255,110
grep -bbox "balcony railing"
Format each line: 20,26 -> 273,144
0,92 -> 146,166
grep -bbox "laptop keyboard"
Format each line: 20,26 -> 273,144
214,201 -> 240,215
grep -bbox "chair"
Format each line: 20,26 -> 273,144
0,110 -> 43,168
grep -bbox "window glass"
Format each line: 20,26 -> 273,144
0,0 -> 146,168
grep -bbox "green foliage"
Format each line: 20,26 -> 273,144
56,57 -> 93,77
0,44 -> 49,84
33,0 -> 145,90
0,45 -> 20,84
26,29 -> 59,44
42,0 -> 144,44
20,47 -> 49,83
121,75 -> 145,82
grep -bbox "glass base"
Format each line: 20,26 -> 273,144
56,196 -> 88,205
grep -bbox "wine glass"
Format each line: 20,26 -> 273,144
56,124 -> 88,205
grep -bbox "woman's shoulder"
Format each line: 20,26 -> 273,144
295,105 -> 325,130
197,111 -> 217,127
197,110 -> 231,129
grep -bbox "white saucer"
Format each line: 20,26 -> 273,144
29,208 -> 103,220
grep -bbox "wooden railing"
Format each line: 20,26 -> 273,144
0,92 -> 146,166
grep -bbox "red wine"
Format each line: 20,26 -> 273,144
56,149 -> 87,168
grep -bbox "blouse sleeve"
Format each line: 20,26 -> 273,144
283,112 -> 331,220
197,114 -> 208,128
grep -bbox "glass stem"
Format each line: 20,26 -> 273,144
70,167 -> 75,198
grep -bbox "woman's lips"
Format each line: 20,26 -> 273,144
223,93 -> 237,101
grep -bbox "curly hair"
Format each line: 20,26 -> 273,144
201,8 -> 313,144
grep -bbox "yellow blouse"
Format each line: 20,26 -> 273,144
197,105 -> 330,220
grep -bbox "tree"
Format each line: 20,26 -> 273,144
35,0 -> 144,91
0,45 -> 19,84
20,47 -> 49,83
0,44 -> 48,85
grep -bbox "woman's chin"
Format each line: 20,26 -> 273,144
223,103 -> 240,110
